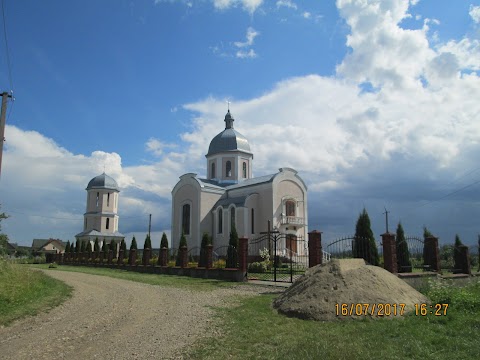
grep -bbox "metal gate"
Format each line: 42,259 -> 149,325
247,231 -> 308,283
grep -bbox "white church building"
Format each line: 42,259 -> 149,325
171,110 -> 308,254
75,172 -> 125,247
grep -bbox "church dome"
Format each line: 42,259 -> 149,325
86,173 -> 119,191
206,110 -> 252,156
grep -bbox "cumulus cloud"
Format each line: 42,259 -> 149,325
470,4 -> 480,23
212,0 -> 263,14
234,27 -> 259,48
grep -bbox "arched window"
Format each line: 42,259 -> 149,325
251,208 -> 255,234
106,218 -> 110,230
226,161 -> 232,177
182,204 -> 190,235
96,192 -> 99,207
107,193 -> 110,207
243,162 -> 247,178
218,209 -> 223,234
286,200 -> 296,217
211,162 -> 216,178
230,207 -> 236,229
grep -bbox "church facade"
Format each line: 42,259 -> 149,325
75,172 -> 125,247
171,110 -> 308,254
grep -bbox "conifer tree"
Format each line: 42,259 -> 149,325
121,239 -> 127,252
75,239 -> 80,253
144,234 -> 152,249
353,208 -> 379,266
130,236 -> 138,250
101,240 -> 107,252
226,224 -> 239,268
80,241 -> 86,253
396,222 -> 411,272
109,240 -> 116,252
65,241 -> 71,254
94,237 -> 100,253
160,232 -> 168,249
454,234 -> 464,271
85,241 -> 92,253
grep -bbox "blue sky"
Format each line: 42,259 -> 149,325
0,0 -> 479,247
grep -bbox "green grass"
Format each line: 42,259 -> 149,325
0,260 -> 72,326
187,279 -> 480,360
29,264 -> 240,291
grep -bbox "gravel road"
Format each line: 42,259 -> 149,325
0,270 -> 278,360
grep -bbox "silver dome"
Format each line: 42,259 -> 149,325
86,173 -> 119,191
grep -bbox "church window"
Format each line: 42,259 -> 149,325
251,208 -> 254,234
218,209 -> 223,234
107,193 -> 110,207
226,161 -> 232,177
106,218 -> 110,230
286,200 -> 296,217
96,192 -> 99,207
211,162 -> 216,178
182,204 -> 191,235
243,162 -> 247,178
230,207 -> 236,229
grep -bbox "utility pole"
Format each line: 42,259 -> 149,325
0,91 -> 13,178
383,207 -> 390,233
148,214 -> 152,238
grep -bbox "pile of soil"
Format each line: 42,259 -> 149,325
273,259 -> 428,321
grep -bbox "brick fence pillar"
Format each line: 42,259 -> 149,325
129,249 -> 137,266
178,246 -> 188,268
381,232 -> 397,274
117,249 -> 124,265
455,245 -> 471,275
308,230 -> 323,268
143,248 -> 152,266
158,247 -> 168,266
424,236 -> 440,272
107,250 -> 113,264
238,238 -> 248,272
206,244 -> 213,270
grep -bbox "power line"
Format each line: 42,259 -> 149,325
1,0 -> 14,92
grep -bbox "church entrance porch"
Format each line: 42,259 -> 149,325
247,226 -> 308,283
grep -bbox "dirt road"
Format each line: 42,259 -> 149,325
0,270 -> 274,360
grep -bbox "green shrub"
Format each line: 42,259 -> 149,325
149,257 -> 158,266
48,262 -> 58,268
167,260 -> 176,267
160,232 -> 169,249
188,262 -> 198,268
214,259 -> 226,269
248,262 -> 267,273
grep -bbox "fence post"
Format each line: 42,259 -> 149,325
238,238 -> 248,272
308,230 -> 322,268
159,247 -> 168,266
206,244 -> 213,269
129,249 -> 137,266
179,246 -> 188,268
117,249 -> 124,265
381,232 -> 397,274
424,236 -> 440,272
143,248 -> 152,266
455,245 -> 471,275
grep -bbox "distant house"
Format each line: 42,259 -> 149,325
6,242 -> 17,256
31,238 -> 67,256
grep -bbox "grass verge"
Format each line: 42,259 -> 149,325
0,260 -> 72,326
28,264 -> 239,291
187,278 -> 480,360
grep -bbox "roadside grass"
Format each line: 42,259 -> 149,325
187,278 -> 480,360
28,264 -> 239,291
0,260 -> 72,326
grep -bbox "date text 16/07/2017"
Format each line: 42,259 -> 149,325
335,303 -> 449,317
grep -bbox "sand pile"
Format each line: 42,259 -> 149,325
273,259 -> 428,321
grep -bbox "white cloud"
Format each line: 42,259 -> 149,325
234,27 -> 259,48
469,4 -> 480,23
212,0 -> 263,14
276,0 -> 297,10
236,49 -> 257,58
145,138 -> 177,157
302,11 -> 311,19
